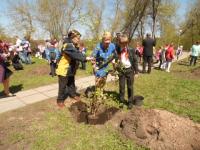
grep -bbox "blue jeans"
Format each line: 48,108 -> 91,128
19,51 -> 27,63
19,51 -> 31,64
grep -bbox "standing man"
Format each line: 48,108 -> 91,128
56,30 -> 91,108
142,33 -> 156,74
114,34 -> 138,109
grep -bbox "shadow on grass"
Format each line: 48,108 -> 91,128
0,84 -> 23,96
10,84 -> 23,93
104,90 -> 144,106
104,90 -> 121,103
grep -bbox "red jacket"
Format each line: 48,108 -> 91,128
165,46 -> 174,60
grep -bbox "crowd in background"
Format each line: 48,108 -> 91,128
0,31 -> 200,101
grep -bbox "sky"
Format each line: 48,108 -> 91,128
0,0 -> 191,39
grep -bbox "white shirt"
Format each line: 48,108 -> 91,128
121,48 -> 131,68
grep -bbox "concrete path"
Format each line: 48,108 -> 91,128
0,75 -> 116,114
0,52 -> 189,114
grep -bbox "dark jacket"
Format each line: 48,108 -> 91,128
56,38 -> 86,76
116,47 -> 139,74
98,46 -> 138,74
142,37 -> 156,56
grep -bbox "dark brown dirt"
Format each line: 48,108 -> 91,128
68,100 -> 200,150
108,107 -> 200,150
69,101 -> 119,125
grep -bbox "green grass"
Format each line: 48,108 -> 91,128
0,57 -> 94,92
1,59 -> 199,149
0,100 -> 147,150
31,109 -> 146,150
105,60 -> 200,122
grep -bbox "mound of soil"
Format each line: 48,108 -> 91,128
69,100 -> 200,150
109,107 -> 200,150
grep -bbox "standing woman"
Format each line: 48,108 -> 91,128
0,40 -> 13,96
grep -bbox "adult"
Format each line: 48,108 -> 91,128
91,32 -> 116,94
0,40 -> 13,96
114,34 -> 138,109
190,41 -> 200,66
56,30 -> 91,108
142,33 -> 156,73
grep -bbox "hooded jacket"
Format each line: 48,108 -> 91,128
56,38 -> 86,77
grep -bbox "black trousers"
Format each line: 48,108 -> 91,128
57,75 -> 77,103
50,62 -> 56,76
57,75 -> 68,102
81,61 -> 86,70
190,56 -> 198,66
159,59 -> 163,68
66,76 -> 76,97
118,68 -> 134,103
143,56 -> 152,73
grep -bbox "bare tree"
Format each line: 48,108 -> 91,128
7,0 -> 35,40
110,0 -> 123,35
35,0 -> 85,39
152,0 -> 161,38
84,0 -> 105,41
122,0 -> 150,40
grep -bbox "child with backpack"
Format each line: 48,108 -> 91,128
45,41 -> 60,77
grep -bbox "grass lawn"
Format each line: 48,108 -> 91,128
0,57 -> 94,93
104,59 -> 200,122
0,58 -> 200,150
0,99 -> 146,150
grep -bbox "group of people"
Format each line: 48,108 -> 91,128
1,28 -> 199,109
55,30 -> 140,109
54,29 -> 200,110
0,36 -> 32,97
154,43 -> 177,73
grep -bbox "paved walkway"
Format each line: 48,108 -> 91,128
0,52 -> 189,114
